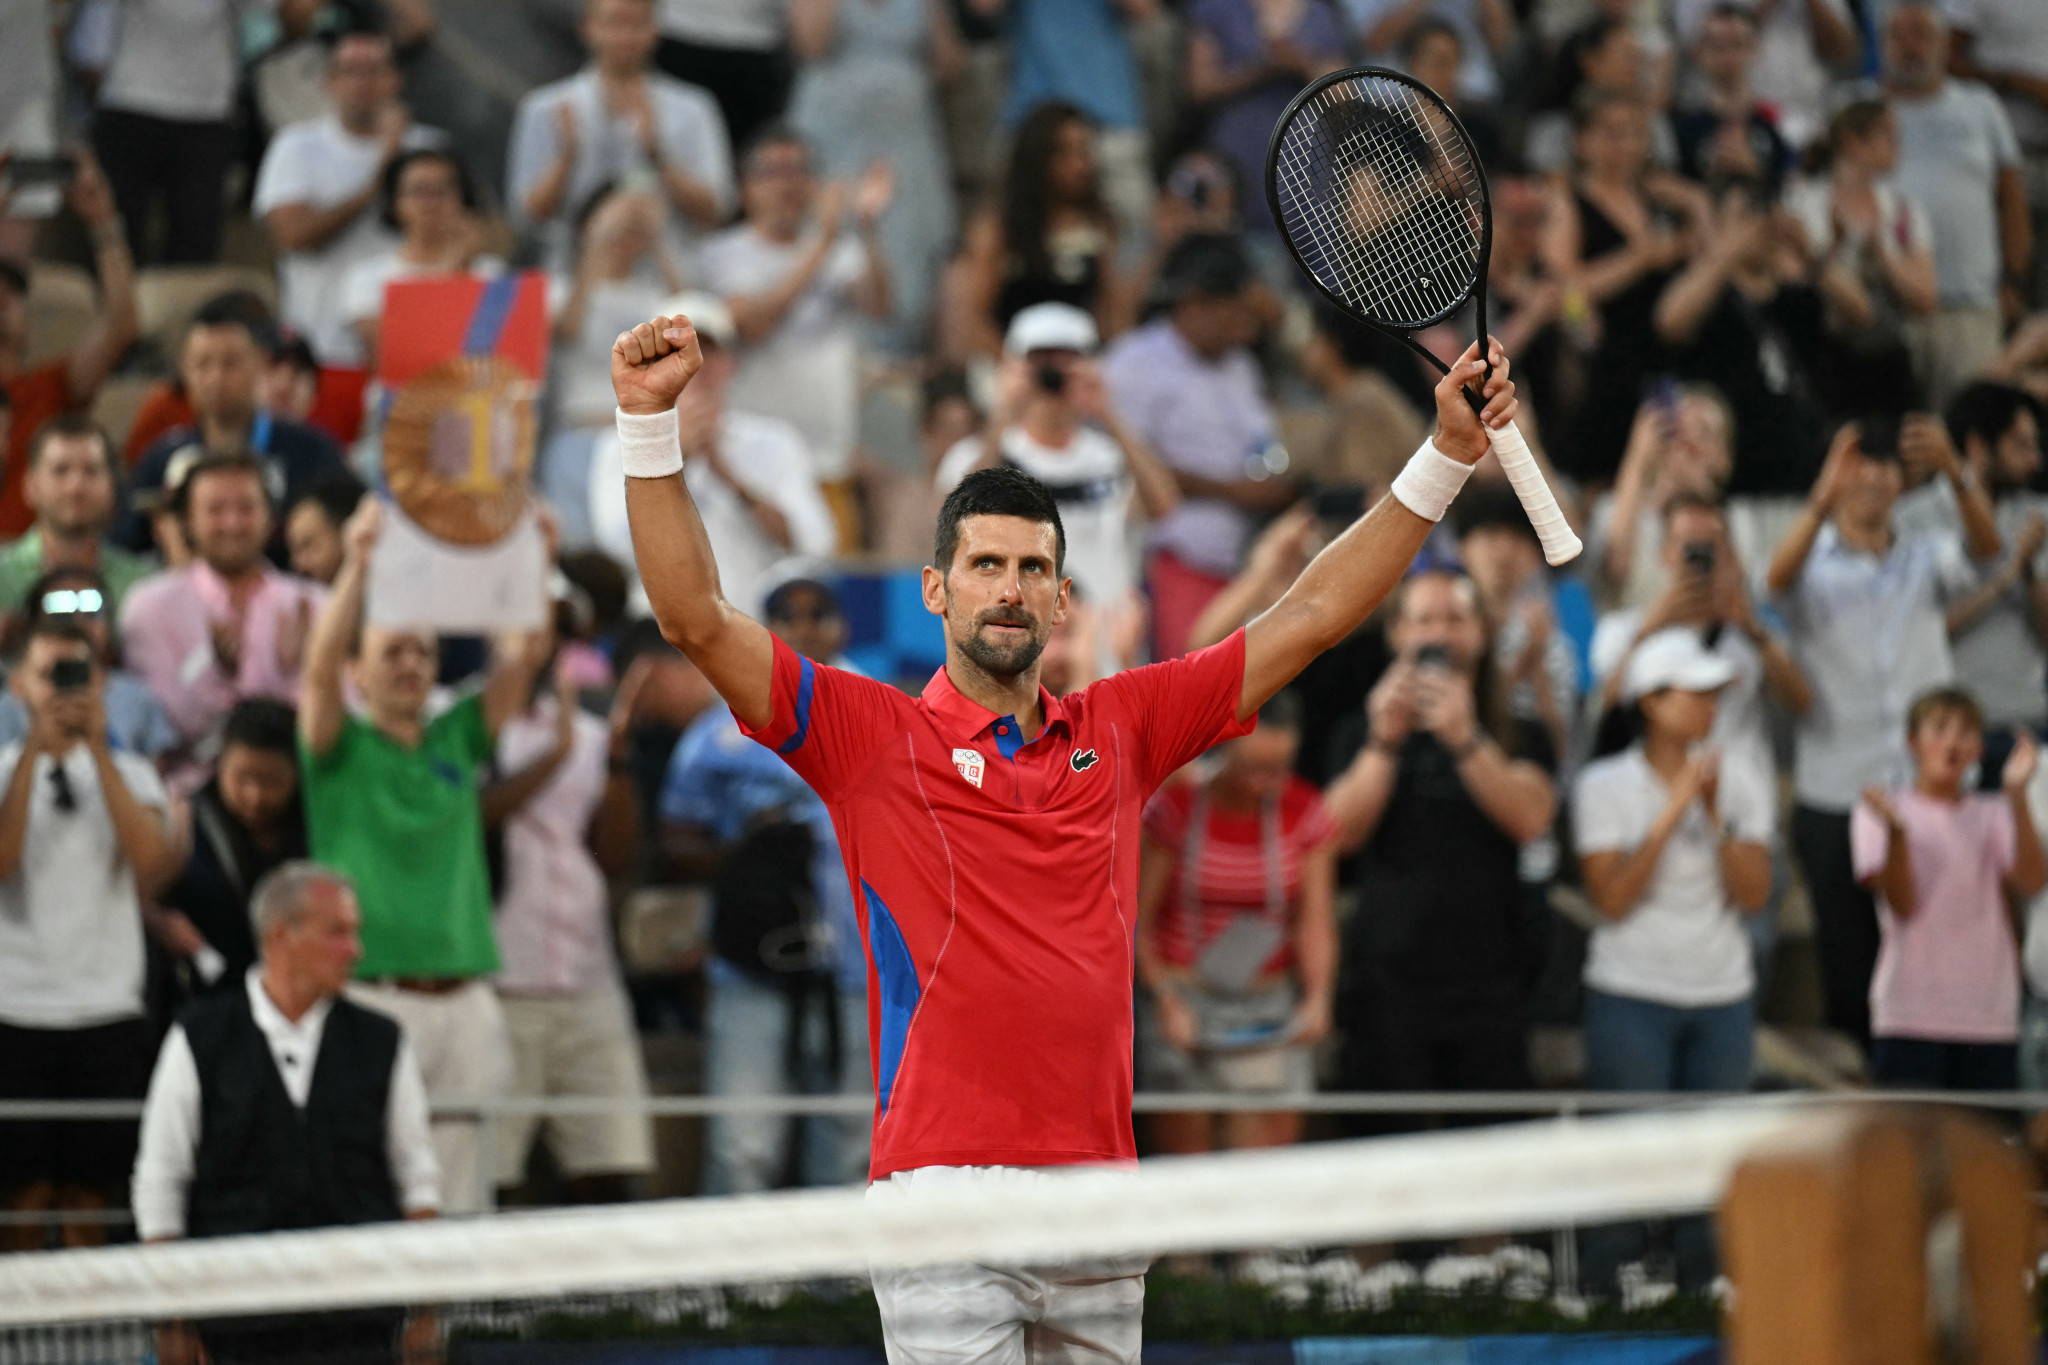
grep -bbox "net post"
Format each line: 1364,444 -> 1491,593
1717,1104 -> 2034,1365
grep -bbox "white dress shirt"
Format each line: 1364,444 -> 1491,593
131,971 -> 440,1241
1767,522 -> 1977,811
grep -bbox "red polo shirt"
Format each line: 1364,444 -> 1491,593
739,630 -> 1254,1178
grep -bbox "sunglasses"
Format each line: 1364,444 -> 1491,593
40,588 -> 104,617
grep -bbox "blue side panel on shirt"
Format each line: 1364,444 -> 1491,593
779,655 -> 816,755
862,880 -> 921,1114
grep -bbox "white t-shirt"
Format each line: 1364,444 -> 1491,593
1573,744 -> 1775,1007
1590,612 -> 1773,779
1890,80 -> 2024,308
588,408 -> 839,613
701,225 -> 868,481
935,425 -> 1136,610
99,0 -> 264,123
338,250 -> 509,332
0,741 -> 170,1028
252,116 -> 446,368
1945,0 -> 2048,148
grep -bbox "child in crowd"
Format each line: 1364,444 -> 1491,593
1853,689 -> 2048,1089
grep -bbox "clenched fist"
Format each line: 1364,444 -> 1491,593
611,314 -> 705,417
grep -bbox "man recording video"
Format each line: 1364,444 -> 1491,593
932,302 -> 1180,674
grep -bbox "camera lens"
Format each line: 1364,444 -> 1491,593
1034,363 -> 1067,395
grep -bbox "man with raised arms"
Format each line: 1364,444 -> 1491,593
608,313 -> 1516,1365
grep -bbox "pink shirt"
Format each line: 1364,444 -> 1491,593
1851,788 -> 2020,1043
492,699 -> 618,996
119,563 -> 325,783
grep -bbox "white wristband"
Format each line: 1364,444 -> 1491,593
616,406 -> 683,479
1389,438 -> 1475,523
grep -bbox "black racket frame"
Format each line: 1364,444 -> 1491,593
1263,65 -> 1497,412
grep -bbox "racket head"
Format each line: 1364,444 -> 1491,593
1265,67 -> 1493,336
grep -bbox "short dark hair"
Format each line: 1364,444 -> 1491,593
1703,2 -> 1759,29
1159,233 -> 1254,304
1907,686 -> 1984,738
289,470 -> 368,529
26,411 -> 113,473
222,698 -> 299,756
933,467 -> 1066,576
1660,489 -> 1726,525
380,147 -> 479,231
175,450 -> 272,520
1945,381 -> 2039,456
559,549 -> 630,632
765,576 -> 842,622
192,289 -> 278,340
740,122 -> 811,178
1401,16 -> 1463,60
1450,480 -> 1540,548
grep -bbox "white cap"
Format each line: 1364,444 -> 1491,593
654,290 -> 737,349
1003,302 -> 1098,357
1624,627 -> 1739,702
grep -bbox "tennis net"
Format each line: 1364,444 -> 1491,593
0,1101 -> 1863,1364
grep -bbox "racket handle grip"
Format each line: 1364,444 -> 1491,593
1485,419 -> 1582,567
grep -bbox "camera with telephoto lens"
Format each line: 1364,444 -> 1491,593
1681,541 -> 1716,576
1033,362 -> 1067,396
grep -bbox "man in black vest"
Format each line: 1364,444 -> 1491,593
132,861 -> 440,1364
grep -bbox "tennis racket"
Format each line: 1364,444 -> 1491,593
1265,67 -> 1582,566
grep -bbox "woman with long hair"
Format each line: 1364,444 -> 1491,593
941,101 -> 1135,361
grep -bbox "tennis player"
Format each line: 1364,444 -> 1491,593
610,315 -> 1516,1365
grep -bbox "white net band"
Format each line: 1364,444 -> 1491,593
0,1100 -> 1834,1328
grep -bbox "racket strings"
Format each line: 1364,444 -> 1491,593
1272,76 -> 1485,329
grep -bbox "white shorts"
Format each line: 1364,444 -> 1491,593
867,1166 -> 1148,1365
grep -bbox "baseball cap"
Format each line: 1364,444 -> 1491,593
1004,302 -> 1098,357
653,291 -> 737,349
1624,627 -> 1739,701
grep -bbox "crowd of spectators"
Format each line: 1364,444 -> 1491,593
4,0 -> 2048,1300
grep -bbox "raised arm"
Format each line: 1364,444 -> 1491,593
1858,789 -> 1916,919
300,499 -> 378,759
1766,423 -> 1858,596
613,316 -> 777,729
63,152 -> 138,402
1239,339 -> 1514,718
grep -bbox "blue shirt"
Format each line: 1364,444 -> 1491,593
1003,0 -> 1143,129
0,670 -> 179,759
660,703 -> 867,994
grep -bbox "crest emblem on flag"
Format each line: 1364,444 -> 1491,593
952,748 -> 985,789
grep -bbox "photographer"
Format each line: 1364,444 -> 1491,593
0,619 -> 178,1248
934,302 -> 1180,673
1591,493 -> 1811,779
1322,570 -> 1557,1120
